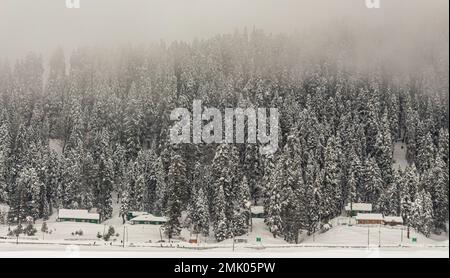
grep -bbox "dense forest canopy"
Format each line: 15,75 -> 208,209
0,28 -> 448,242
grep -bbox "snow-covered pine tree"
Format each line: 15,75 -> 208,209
265,155 -> 286,238
387,92 -> 401,141
361,157 -> 383,209
164,152 -> 185,239
0,122 -> 10,203
119,185 -> 130,224
410,189 -> 434,237
261,153 -> 276,216
64,97 -> 84,153
80,151 -> 95,210
13,167 -> 43,222
243,144 -> 262,203
43,150 -> 61,216
388,169 -> 403,216
437,128 -> 449,166
403,165 -> 419,201
123,85 -> 143,161
211,144 -> 240,237
405,107 -> 419,163
428,155 -> 449,232
347,171 -> 357,205
322,136 -> 343,219
374,113 -> 394,187
348,147 -> 362,202
112,143 -> 126,196
60,147 -> 82,208
365,96 -> 380,156
416,132 -> 435,173
153,156 -> 167,216
188,185 -> 210,237
214,185 -> 228,242
96,129 -> 114,221
134,173 -> 146,212
298,155 -> 320,236
232,176 -> 251,236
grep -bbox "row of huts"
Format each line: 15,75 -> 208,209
345,203 -> 404,226
55,206 -> 267,225
4,203 -> 402,226
56,209 -> 168,225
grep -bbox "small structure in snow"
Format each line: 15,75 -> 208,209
344,203 -> 372,216
57,209 -> 100,224
129,214 -> 167,225
126,211 -> 148,221
384,216 -> 403,226
251,206 -> 265,218
356,213 -> 384,225
234,238 -> 248,243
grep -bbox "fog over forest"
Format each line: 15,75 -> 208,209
1,0 -> 448,73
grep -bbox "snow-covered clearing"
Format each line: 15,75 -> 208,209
0,215 -> 447,257
0,243 -> 447,258
393,142 -> 408,170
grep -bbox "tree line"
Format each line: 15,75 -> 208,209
0,29 -> 448,241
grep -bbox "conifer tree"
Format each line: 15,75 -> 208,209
416,132 -> 435,173
214,185 -> 228,242
96,130 -> 114,221
265,155 -> 286,238
429,156 -> 449,232
361,157 -> 383,208
374,113 -> 394,186
410,189 -> 434,237
164,152 -> 185,239
322,136 -> 342,218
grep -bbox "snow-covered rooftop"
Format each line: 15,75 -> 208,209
251,206 -> 264,214
384,216 -> 403,223
356,213 -> 384,221
129,211 -> 147,217
344,203 -> 372,212
58,209 -> 100,220
130,214 -> 167,222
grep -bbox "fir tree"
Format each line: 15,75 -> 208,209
164,152 -> 185,239
322,136 -> 342,219
410,189 -> 434,237
361,157 -> 383,208
374,113 -> 394,187
188,186 -> 210,237
429,156 -> 449,232
214,185 -> 228,242
265,156 -> 286,238
0,122 -> 10,203
416,132 -> 435,173
96,130 -> 114,221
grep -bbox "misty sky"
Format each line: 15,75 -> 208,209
0,0 -> 448,60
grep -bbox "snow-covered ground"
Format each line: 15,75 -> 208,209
393,142 -> 408,170
0,218 -> 284,247
302,219 -> 447,247
1,186 -> 447,257
0,216 -> 447,258
0,243 -> 447,258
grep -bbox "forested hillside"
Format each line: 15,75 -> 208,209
0,29 -> 448,242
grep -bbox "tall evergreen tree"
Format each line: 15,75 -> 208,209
410,189 -> 434,237
164,152 -> 185,239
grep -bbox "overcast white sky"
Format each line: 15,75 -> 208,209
0,0 -> 448,60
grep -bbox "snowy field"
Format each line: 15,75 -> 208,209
0,243 -> 448,258
1,217 -> 448,258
